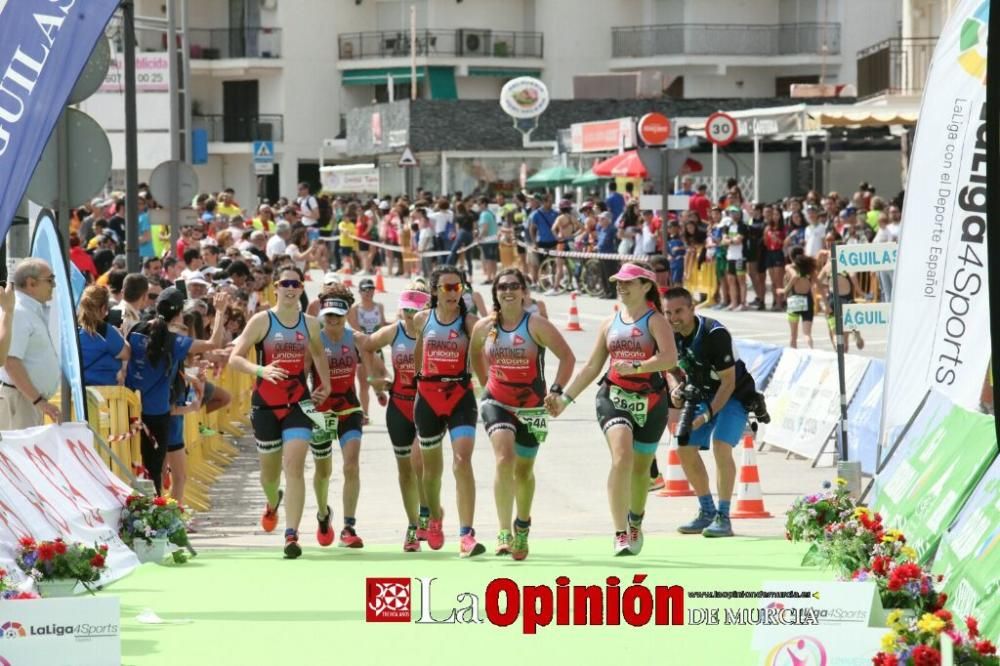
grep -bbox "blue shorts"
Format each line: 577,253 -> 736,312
167,414 -> 185,452
682,398 -> 747,450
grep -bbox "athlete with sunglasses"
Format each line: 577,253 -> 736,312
359,283 -> 431,552
228,266 -> 332,559
470,268 -> 575,560
411,266 -> 484,557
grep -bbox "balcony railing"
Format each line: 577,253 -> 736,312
856,37 -> 936,98
611,23 -> 840,58
192,114 -> 284,143
187,28 -> 282,59
338,29 -> 543,60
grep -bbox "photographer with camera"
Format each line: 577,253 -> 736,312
663,287 -> 766,538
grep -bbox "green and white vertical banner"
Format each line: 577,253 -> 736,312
882,0 -> 991,448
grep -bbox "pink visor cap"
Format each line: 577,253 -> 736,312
609,263 -> 656,283
399,290 -> 430,310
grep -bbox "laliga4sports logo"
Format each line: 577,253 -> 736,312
0,622 -> 25,639
764,636 -> 827,666
958,1 -> 988,83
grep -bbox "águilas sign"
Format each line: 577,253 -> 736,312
637,113 -> 671,146
499,77 -> 550,119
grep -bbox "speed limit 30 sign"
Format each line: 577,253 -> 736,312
705,112 -> 738,147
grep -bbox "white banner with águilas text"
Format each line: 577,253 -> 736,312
0,423 -> 138,587
881,0 -> 991,448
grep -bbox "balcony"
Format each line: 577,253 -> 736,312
192,114 -> 284,143
856,37 -> 936,99
611,22 -> 840,59
187,28 -> 282,60
338,29 -> 543,61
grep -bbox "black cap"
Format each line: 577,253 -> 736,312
157,286 -> 186,318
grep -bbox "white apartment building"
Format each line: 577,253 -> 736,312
76,0 -> 907,207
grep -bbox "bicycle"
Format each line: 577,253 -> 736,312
537,252 -> 604,296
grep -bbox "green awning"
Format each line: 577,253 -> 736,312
571,171 -> 609,187
468,67 -> 542,78
525,166 -> 581,188
342,67 -> 426,86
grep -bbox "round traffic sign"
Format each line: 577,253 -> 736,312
637,112 -> 671,146
150,160 -> 199,208
705,112 -> 738,147
26,108 -> 112,207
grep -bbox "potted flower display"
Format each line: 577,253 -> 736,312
119,494 -> 191,564
15,537 -> 108,597
0,567 -> 39,600
875,610 -> 997,666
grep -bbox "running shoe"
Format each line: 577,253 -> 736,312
853,330 -> 865,351
316,505 -> 334,547
416,515 -> 429,541
426,511 -> 445,550
459,530 -> 486,558
495,529 -> 513,556
702,514 -> 734,538
648,474 -> 665,492
284,529 -> 302,559
403,526 -> 421,552
339,525 -> 365,549
511,526 -> 529,561
677,509 -> 716,535
260,489 -> 283,533
614,532 -> 633,556
628,524 -> 644,555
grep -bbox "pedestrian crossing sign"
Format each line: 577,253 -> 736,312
253,140 -> 274,163
398,146 -> 418,167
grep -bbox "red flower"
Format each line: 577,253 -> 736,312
37,542 -> 56,561
18,536 -> 36,549
153,496 -> 168,507
53,540 -> 67,555
872,653 -> 899,666
90,554 -> 106,568
934,593 -> 947,611
910,645 -> 941,666
887,577 -> 903,592
933,609 -> 952,627
0,568 -> 6,578
871,555 -> 891,576
14,591 -> 39,600
966,615 -> 980,638
975,640 -> 997,656
99,544 -> 109,554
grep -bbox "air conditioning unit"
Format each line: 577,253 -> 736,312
458,29 -> 491,56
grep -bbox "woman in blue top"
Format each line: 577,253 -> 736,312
127,287 -> 229,495
77,285 -> 130,386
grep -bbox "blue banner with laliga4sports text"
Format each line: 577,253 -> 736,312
30,209 -> 86,421
0,0 -> 120,244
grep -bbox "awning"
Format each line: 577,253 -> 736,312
342,67 -> 426,86
807,104 -> 920,127
468,67 -> 542,78
525,165 -> 581,188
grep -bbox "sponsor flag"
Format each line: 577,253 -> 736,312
0,0 -> 120,243
881,0 -> 991,447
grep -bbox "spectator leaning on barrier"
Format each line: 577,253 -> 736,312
78,285 -> 130,387
0,259 -> 63,428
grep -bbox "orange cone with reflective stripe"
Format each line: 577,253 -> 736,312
565,291 -> 583,331
375,268 -> 387,294
657,425 -> 694,497
731,433 -> 772,519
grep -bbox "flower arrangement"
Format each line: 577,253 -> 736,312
15,537 -> 108,588
119,494 -> 191,564
785,478 -> 858,542
815,506 -> 886,575
0,568 -> 39,600
874,610 -> 998,666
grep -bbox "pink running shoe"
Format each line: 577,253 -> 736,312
459,530 -> 486,558
339,526 -> 364,549
426,511 -> 445,551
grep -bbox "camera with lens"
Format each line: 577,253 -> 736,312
674,383 -> 707,446
744,390 -> 771,425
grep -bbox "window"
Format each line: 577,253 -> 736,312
375,81 -> 419,102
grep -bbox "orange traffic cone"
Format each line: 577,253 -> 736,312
657,425 -> 694,497
565,291 -> 583,331
731,434 -> 772,519
341,263 -> 353,289
374,268 -> 387,294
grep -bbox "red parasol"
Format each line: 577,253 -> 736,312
592,150 -> 648,178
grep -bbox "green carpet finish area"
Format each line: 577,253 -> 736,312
114,537 -> 829,666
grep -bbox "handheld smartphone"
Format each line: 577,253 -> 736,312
174,279 -> 187,299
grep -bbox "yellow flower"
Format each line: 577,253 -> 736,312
167,498 -> 178,506
886,610 -> 903,629
836,477 -> 848,487
900,546 -> 917,560
880,631 -> 897,651
882,529 -> 903,543
853,507 -> 870,519
916,613 -> 946,635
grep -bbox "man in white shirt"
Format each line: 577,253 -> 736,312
0,259 -> 63,428
803,206 -> 826,258
296,182 -> 320,228
873,212 -> 895,302
886,205 -> 901,241
266,221 -> 291,259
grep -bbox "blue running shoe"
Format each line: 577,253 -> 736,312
677,509 -> 716,535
